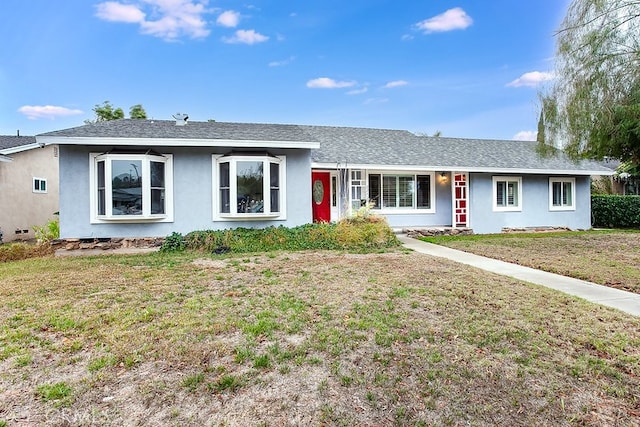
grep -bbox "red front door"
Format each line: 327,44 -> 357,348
312,171 -> 331,222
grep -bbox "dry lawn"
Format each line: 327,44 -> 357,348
1,249 -> 639,426
424,231 -> 640,294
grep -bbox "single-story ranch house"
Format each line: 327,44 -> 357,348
36,118 -> 612,240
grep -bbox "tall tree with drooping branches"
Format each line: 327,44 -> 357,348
539,0 -> 640,165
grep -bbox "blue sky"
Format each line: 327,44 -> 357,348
1,0 -> 569,140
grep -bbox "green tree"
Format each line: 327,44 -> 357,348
90,101 -> 124,122
85,101 -> 147,123
539,0 -> 640,165
129,104 -> 147,119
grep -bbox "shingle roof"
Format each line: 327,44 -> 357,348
0,135 -> 37,151
39,119 -> 316,142
36,119 -> 613,174
304,125 -> 613,174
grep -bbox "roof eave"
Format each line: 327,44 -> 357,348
311,162 -> 614,176
0,142 -> 44,155
37,136 -> 320,149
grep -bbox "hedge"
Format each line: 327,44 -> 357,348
592,195 -> 640,228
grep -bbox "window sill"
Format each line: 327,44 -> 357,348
549,206 -> 575,211
92,215 -> 172,224
493,207 -> 522,212
373,208 -> 436,215
216,213 -> 284,221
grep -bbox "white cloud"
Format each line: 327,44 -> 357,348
217,10 -> 240,27
306,77 -> 357,89
507,71 -> 554,88
268,56 -> 295,67
18,105 -> 83,120
383,80 -> 408,88
415,7 -> 473,33
347,87 -> 368,95
513,130 -> 537,141
223,29 -> 269,44
95,0 -> 210,40
95,1 -> 145,23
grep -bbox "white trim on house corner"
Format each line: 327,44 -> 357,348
0,154 -> 12,162
38,136 -> 319,150
311,162 -> 612,176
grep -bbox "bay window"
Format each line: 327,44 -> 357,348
214,154 -> 286,219
90,152 -> 173,222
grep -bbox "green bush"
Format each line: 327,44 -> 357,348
174,219 -> 399,254
33,218 -> 60,243
160,232 -> 185,252
592,195 -> 640,228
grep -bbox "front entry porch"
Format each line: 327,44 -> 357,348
311,169 -> 471,229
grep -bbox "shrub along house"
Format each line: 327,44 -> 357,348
36,118 -> 612,242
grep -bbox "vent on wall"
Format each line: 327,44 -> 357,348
173,113 -> 189,126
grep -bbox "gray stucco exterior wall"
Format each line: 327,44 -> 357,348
469,173 -> 592,234
59,146 -> 313,239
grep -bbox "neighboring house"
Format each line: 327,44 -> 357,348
590,159 -> 640,195
36,118 -> 613,240
0,135 -> 59,242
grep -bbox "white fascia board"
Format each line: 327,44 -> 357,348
0,154 -> 13,162
312,162 -> 439,171
461,166 -> 615,176
1,142 -> 43,155
38,136 -> 320,149
311,162 -> 614,176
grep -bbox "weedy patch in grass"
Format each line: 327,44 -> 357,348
88,355 -> 117,372
210,374 -> 244,393
252,353 -> 271,369
182,372 -> 205,392
35,382 -> 72,403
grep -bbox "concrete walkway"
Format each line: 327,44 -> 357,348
398,234 -> 640,317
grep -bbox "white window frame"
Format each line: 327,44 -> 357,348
549,177 -> 576,211
367,171 -> 436,213
493,176 -> 522,212
33,177 -> 47,193
212,154 -> 287,221
89,152 -> 174,223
